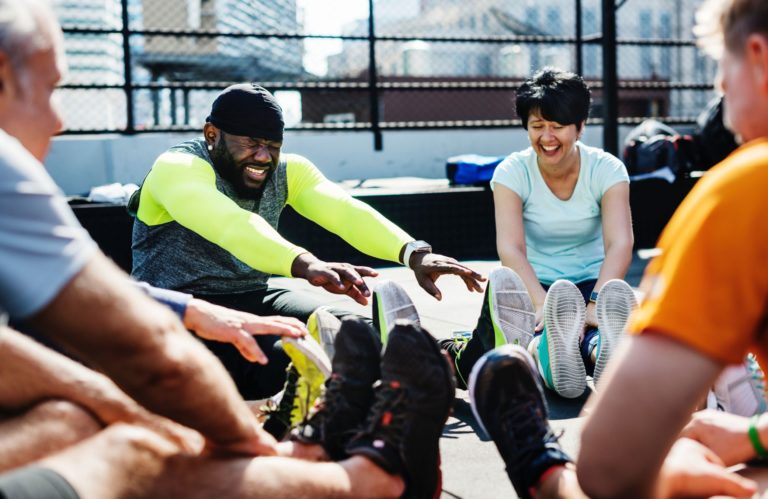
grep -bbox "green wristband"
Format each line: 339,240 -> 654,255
749,414 -> 768,458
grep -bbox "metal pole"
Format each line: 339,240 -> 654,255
575,0 -> 583,76
183,88 -> 191,125
120,0 -> 135,133
601,0 -> 618,155
170,88 -> 178,125
368,0 -> 382,150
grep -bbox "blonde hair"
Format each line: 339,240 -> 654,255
695,0 -> 768,58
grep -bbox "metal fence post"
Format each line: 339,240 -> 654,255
575,0 -> 583,76
120,0 -> 135,134
368,0 -> 382,151
601,0 -> 618,155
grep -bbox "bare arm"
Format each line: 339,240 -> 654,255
577,334 -> 722,498
493,185 -> 547,328
0,326 -> 201,452
0,325 -> 143,419
586,182 -> 634,325
27,254 -> 276,456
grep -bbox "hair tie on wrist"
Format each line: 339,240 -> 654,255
749,414 -> 768,458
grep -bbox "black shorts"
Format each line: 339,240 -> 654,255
0,466 -> 79,499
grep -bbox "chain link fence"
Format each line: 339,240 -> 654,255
55,0 -> 716,149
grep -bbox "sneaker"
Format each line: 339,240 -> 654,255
439,335 -> 472,390
372,280 -> 420,344
469,345 -> 572,499
593,279 -> 638,387
307,306 -> 342,361
346,321 -> 455,499
292,317 -> 382,460
709,354 -> 768,416
262,364 -> 300,440
281,334 -> 332,428
539,280 -> 586,399
486,267 -> 536,349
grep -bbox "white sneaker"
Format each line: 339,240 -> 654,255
541,280 -> 587,399
487,267 -> 536,349
709,354 -> 767,416
594,279 -> 638,387
307,306 -> 342,362
372,280 -> 420,344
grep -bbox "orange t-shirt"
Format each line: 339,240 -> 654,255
628,138 -> 768,369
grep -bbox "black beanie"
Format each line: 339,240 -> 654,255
206,83 -> 284,142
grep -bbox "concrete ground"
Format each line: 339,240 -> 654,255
270,256 -> 649,499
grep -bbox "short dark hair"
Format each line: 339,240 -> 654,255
515,67 -> 591,130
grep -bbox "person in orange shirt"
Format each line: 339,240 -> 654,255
469,0 -> 768,497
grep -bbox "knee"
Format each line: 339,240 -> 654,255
98,423 -> 179,469
29,399 -> 102,442
100,423 -> 180,461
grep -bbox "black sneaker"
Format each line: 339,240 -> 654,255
262,364 -> 300,440
469,344 -> 572,499
438,336 -> 471,390
292,317 -> 382,460
346,320 -> 455,499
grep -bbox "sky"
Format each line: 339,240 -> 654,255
297,0 -> 370,75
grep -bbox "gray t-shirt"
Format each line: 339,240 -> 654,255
0,130 -> 97,320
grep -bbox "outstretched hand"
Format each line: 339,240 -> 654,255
184,299 -> 307,364
409,253 -> 485,300
657,437 -> 757,499
292,253 -> 379,305
680,409 -> 757,466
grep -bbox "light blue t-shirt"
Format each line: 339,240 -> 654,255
0,129 -> 97,319
491,142 -> 629,285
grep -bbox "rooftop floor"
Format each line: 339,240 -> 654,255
270,256 -> 650,499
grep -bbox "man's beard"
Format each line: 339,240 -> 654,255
209,139 -> 271,200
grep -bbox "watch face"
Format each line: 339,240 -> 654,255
410,241 -> 431,252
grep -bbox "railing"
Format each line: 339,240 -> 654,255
58,0 -> 716,156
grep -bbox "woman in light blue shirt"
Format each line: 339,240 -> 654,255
443,68 -> 635,398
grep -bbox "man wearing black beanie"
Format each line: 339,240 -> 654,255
130,83 -> 484,400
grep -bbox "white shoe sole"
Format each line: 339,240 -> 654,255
594,279 -> 637,387
283,335 -> 332,379
544,280 -> 586,399
488,267 -> 536,349
307,306 -> 342,362
373,280 -> 420,343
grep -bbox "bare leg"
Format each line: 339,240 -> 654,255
276,440 -> 328,461
0,399 -> 101,472
41,423 -> 404,499
536,465 -> 587,499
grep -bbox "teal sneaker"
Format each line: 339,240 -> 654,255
709,354 -> 768,416
372,280 -> 420,344
539,280 -> 586,399
593,279 -> 637,387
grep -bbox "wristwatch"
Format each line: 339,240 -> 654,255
403,240 -> 432,269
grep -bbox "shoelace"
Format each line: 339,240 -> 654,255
498,398 -> 561,465
262,367 -> 300,425
745,354 -> 768,411
304,375 -> 344,426
360,381 -> 407,448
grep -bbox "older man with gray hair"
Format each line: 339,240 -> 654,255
0,5 -> 455,498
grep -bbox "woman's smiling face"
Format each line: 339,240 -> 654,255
526,110 -> 582,168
